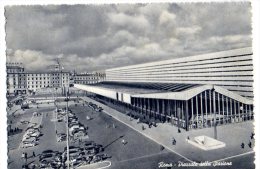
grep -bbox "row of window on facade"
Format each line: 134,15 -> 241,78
74,81 -> 99,84
75,77 -> 99,80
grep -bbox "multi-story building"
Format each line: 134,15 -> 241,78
26,71 -> 70,93
6,62 -> 70,95
6,63 -> 27,95
75,47 -> 254,131
74,72 -> 105,85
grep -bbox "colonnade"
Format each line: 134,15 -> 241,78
131,90 -> 254,130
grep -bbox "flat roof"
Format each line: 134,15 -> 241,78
92,83 -> 164,94
95,82 -> 201,94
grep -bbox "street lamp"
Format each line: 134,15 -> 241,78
66,86 -> 70,169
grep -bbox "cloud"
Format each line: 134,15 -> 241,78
7,50 -> 56,71
159,10 -> 176,25
107,12 -> 150,33
5,3 -> 252,72
176,26 -> 201,36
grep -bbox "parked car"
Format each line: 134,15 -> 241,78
62,150 -> 84,162
92,155 -> 102,163
95,144 -> 104,152
21,102 -> 29,109
42,150 -> 55,154
23,132 -> 40,140
84,141 -> 95,147
70,157 -> 88,167
22,136 -> 38,143
57,133 -> 66,142
63,146 -> 82,152
26,128 -> 40,134
28,131 -> 41,137
21,142 -> 37,148
39,152 -> 61,163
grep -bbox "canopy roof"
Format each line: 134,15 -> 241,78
75,82 -> 253,105
132,85 -> 253,105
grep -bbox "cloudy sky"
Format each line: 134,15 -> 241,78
5,3 -> 252,72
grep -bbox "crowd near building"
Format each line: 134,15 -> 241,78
75,47 -> 254,130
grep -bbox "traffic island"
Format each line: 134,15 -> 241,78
186,136 -> 226,151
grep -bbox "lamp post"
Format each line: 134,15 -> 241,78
66,86 -> 70,169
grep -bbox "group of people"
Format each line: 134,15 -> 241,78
8,127 -> 20,135
21,151 -> 36,162
241,132 -> 254,149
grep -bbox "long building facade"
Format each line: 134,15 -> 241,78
106,47 -> 253,98
72,47 -> 254,130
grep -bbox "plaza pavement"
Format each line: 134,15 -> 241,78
78,160 -> 111,169
80,96 -> 254,163
8,107 -> 67,169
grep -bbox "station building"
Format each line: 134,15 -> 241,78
74,47 -> 254,130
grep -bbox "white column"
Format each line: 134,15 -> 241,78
191,98 -> 194,127
213,90 -> 217,139
162,99 -> 165,116
222,94 -> 225,124
241,103 -> 244,122
196,95 -> 199,127
246,104 -> 248,121
168,99 -> 170,117
249,105 -> 252,120
201,93 -> 204,127
185,100 -> 189,130
174,100 -> 177,118
230,98 -> 233,123
157,99 -> 160,115
209,90 -> 212,127
238,101 -> 240,122
181,101 -> 184,121
204,91 -> 207,127
234,100 -> 237,122
226,96 -> 229,123
218,92 -> 220,116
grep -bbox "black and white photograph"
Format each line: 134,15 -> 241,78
3,1 -> 257,169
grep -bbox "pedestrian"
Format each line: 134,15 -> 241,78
248,141 -> 252,148
22,152 -> 25,159
187,136 -> 190,140
251,132 -> 255,140
178,128 -> 181,133
24,152 -> 27,162
32,151 -> 35,157
241,142 -> 245,149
